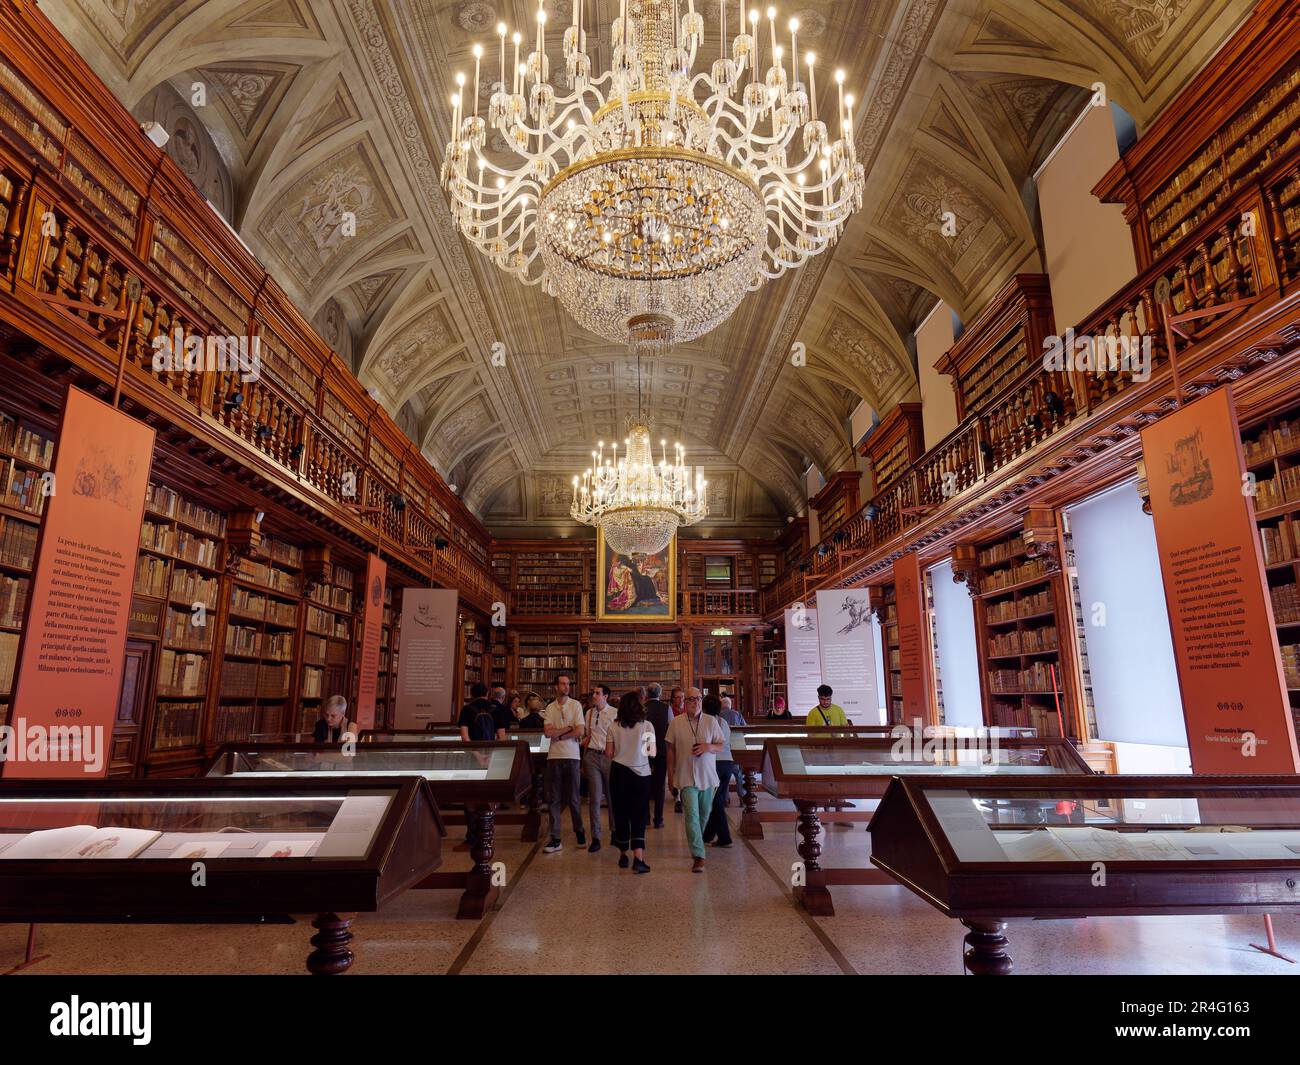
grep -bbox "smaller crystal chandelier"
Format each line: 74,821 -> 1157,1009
571,357 -> 707,554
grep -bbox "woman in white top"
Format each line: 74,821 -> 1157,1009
605,689 -> 656,873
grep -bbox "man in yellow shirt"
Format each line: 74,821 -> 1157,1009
807,685 -> 849,726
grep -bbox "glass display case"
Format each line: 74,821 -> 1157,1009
869,775 -> 1300,974
206,741 -> 532,919
0,776 -> 444,973
359,729 -> 549,842
758,736 -> 1092,916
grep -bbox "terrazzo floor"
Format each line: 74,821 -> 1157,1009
2,791 -> 1298,976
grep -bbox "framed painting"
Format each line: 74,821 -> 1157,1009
596,531 -> 676,621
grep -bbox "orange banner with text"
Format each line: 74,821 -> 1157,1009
5,387 -> 155,778
893,551 -> 932,728
355,553 -> 387,732
1141,386 -> 1299,774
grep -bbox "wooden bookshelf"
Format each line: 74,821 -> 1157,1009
512,549 -> 589,616
516,631 -> 579,691
973,526 -> 1072,738
1240,405 -> 1300,744
859,403 -> 924,494
1143,55 -> 1300,259
462,622 -> 486,704
590,630 -> 681,693
875,583 -> 903,725
301,559 -> 352,729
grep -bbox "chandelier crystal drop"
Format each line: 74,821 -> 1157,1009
571,421 -> 708,555
442,0 -> 864,356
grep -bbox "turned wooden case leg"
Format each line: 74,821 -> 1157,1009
739,768 -> 763,839
521,770 -> 543,842
457,803 -> 501,920
307,912 -> 355,975
962,919 -> 1013,976
792,801 -> 834,916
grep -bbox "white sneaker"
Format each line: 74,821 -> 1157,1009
543,838 -> 563,854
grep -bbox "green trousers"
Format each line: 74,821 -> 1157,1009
680,786 -> 716,859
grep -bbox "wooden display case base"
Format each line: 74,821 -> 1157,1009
962,919 -> 1013,976
307,912 -> 356,975
415,803 -> 502,920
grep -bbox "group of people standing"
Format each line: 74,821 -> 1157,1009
535,675 -> 746,874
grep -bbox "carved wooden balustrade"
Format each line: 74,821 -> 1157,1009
762,30 -> 1300,618
0,6 -> 503,613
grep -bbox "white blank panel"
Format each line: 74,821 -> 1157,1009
929,559 -> 983,729
1067,481 -> 1188,748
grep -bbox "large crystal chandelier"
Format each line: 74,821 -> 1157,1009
570,357 -> 707,554
442,0 -> 864,356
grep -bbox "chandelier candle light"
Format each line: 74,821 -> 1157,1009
571,421 -> 707,555
442,0 -> 864,358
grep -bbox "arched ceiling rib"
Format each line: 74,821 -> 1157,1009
42,0 -> 1255,534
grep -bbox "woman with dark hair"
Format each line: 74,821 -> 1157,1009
604,689 -> 655,873
701,693 -> 737,848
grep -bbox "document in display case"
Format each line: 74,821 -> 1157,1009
0,776 -> 444,974
758,736 -> 1091,916
206,741 -> 532,918
868,775 -> 1300,974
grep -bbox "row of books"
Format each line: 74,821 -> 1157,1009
1260,524 -> 1296,566
0,413 -> 54,468
220,660 -> 291,698
134,555 -> 169,597
982,558 -> 1051,593
151,703 -> 202,750
978,534 -> 1025,567
0,631 -> 16,692
308,583 -> 352,611
1280,643 -> 1300,689
302,633 -> 328,665
145,483 -> 226,536
164,607 -> 211,651
173,530 -> 220,568
0,573 -> 29,628
1270,582 -> 1300,624
224,625 -> 294,660
158,650 -> 207,697
986,590 -> 1054,623
212,704 -> 257,745
0,518 -> 37,569
302,666 -> 324,699
305,605 -> 349,639
991,701 -> 1062,737
1255,467 -> 1300,511
987,661 -> 1060,694
260,536 -> 303,569
4,463 -> 48,515
987,626 -> 1059,657
170,566 -> 220,607
518,654 -> 578,671
237,557 -> 301,594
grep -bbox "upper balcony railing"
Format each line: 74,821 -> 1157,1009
0,9 -> 502,611
763,133 -> 1299,615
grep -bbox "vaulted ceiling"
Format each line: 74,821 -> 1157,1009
45,0 -> 1253,535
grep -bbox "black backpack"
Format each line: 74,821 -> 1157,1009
468,698 -> 497,741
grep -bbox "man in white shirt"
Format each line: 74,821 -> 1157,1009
582,684 -> 617,853
542,673 -> 585,853
665,687 -> 725,872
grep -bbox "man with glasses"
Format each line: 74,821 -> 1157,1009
664,687 -> 725,873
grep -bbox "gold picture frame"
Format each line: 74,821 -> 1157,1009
596,530 -> 676,622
